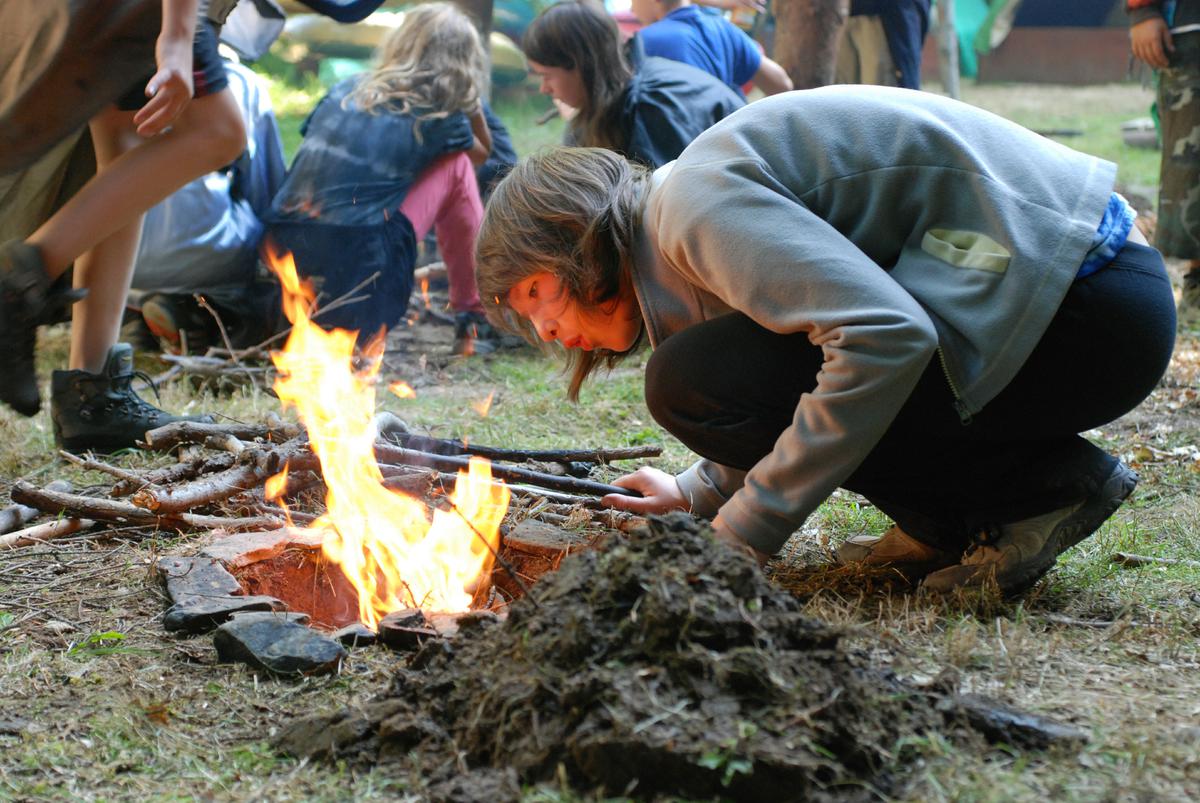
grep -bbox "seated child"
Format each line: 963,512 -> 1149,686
263,2 -> 495,354
524,0 -> 745,169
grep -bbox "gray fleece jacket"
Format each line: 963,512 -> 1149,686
631,86 -> 1116,554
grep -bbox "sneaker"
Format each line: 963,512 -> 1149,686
452,310 -> 500,357
140,293 -> 215,354
836,525 -> 959,580
922,461 -> 1139,596
51,343 -> 213,453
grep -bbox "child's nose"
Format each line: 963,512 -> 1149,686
535,316 -> 557,341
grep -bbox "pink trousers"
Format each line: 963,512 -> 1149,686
398,152 -> 484,314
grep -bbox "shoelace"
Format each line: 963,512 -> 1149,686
960,524 -> 1004,565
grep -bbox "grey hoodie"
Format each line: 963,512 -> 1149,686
630,86 -> 1116,554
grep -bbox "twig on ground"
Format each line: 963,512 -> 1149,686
0,517 -> 95,549
0,480 -> 73,534
58,450 -> 145,486
11,481 -> 284,532
141,420 -> 301,452
1110,552 -> 1200,569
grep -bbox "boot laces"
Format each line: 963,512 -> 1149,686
960,524 -> 1005,566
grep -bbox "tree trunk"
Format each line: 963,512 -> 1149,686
454,0 -> 493,39
773,0 -> 849,90
453,0 -> 494,99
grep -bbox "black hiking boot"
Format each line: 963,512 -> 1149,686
51,343 -> 213,453
0,240 -> 84,416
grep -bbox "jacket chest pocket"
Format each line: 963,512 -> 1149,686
920,228 -> 1011,273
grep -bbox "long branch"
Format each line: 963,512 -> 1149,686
11,481 -> 284,531
373,443 -> 640,498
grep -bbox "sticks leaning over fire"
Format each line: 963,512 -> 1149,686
4,419 -> 656,548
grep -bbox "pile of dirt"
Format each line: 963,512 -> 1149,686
277,514 -> 1075,801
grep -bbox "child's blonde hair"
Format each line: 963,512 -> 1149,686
476,147 -> 650,400
346,2 -> 485,133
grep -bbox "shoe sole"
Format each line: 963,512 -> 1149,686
1003,461 -> 1139,596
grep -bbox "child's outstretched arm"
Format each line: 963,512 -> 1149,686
133,0 -> 199,137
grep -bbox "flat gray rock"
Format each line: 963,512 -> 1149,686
156,556 -> 242,600
332,623 -> 377,647
164,594 -> 286,635
214,616 -> 347,677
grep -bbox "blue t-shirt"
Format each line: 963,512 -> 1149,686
636,6 -> 762,95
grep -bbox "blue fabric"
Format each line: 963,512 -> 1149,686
636,6 -> 762,94
621,45 -> 746,168
293,0 -> 388,23
477,102 -> 517,198
265,76 -> 472,334
133,61 -> 286,295
850,0 -> 930,90
1078,192 -> 1137,279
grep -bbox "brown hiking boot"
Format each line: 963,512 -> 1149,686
922,461 -> 1139,596
835,525 -> 959,580
51,343 -> 212,453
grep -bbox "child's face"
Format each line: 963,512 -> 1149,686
528,60 -> 587,110
507,272 -> 641,353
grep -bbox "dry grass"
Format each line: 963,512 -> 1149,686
1,82 -> 1198,800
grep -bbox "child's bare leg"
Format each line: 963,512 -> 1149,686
66,105 -> 146,372
28,89 -> 244,283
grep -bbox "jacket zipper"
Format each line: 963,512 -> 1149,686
936,347 -> 973,425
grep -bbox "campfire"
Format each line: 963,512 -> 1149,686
3,249 -> 652,668
265,248 -> 509,627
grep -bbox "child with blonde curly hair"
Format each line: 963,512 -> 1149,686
264,2 -> 495,353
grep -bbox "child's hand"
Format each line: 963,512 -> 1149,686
602,467 -> 689,514
1131,17 -> 1174,70
133,35 -> 194,137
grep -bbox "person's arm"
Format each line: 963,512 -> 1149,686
466,105 -> 492,167
751,56 -> 793,95
645,159 -> 939,556
1128,1 -> 1173,70
134,0 -> 199,137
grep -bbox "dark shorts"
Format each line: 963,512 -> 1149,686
1156,31 -> 1200,259
115,17 -> 228,111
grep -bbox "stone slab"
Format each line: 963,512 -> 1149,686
502,519 -> 592,558
214,616 -> 347,677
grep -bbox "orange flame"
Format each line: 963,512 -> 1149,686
472,390 -> 495,418
420,277 -> 432,310
264,248 -> 509,627
265,466 -> 289,502
389,380 -> 416,399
